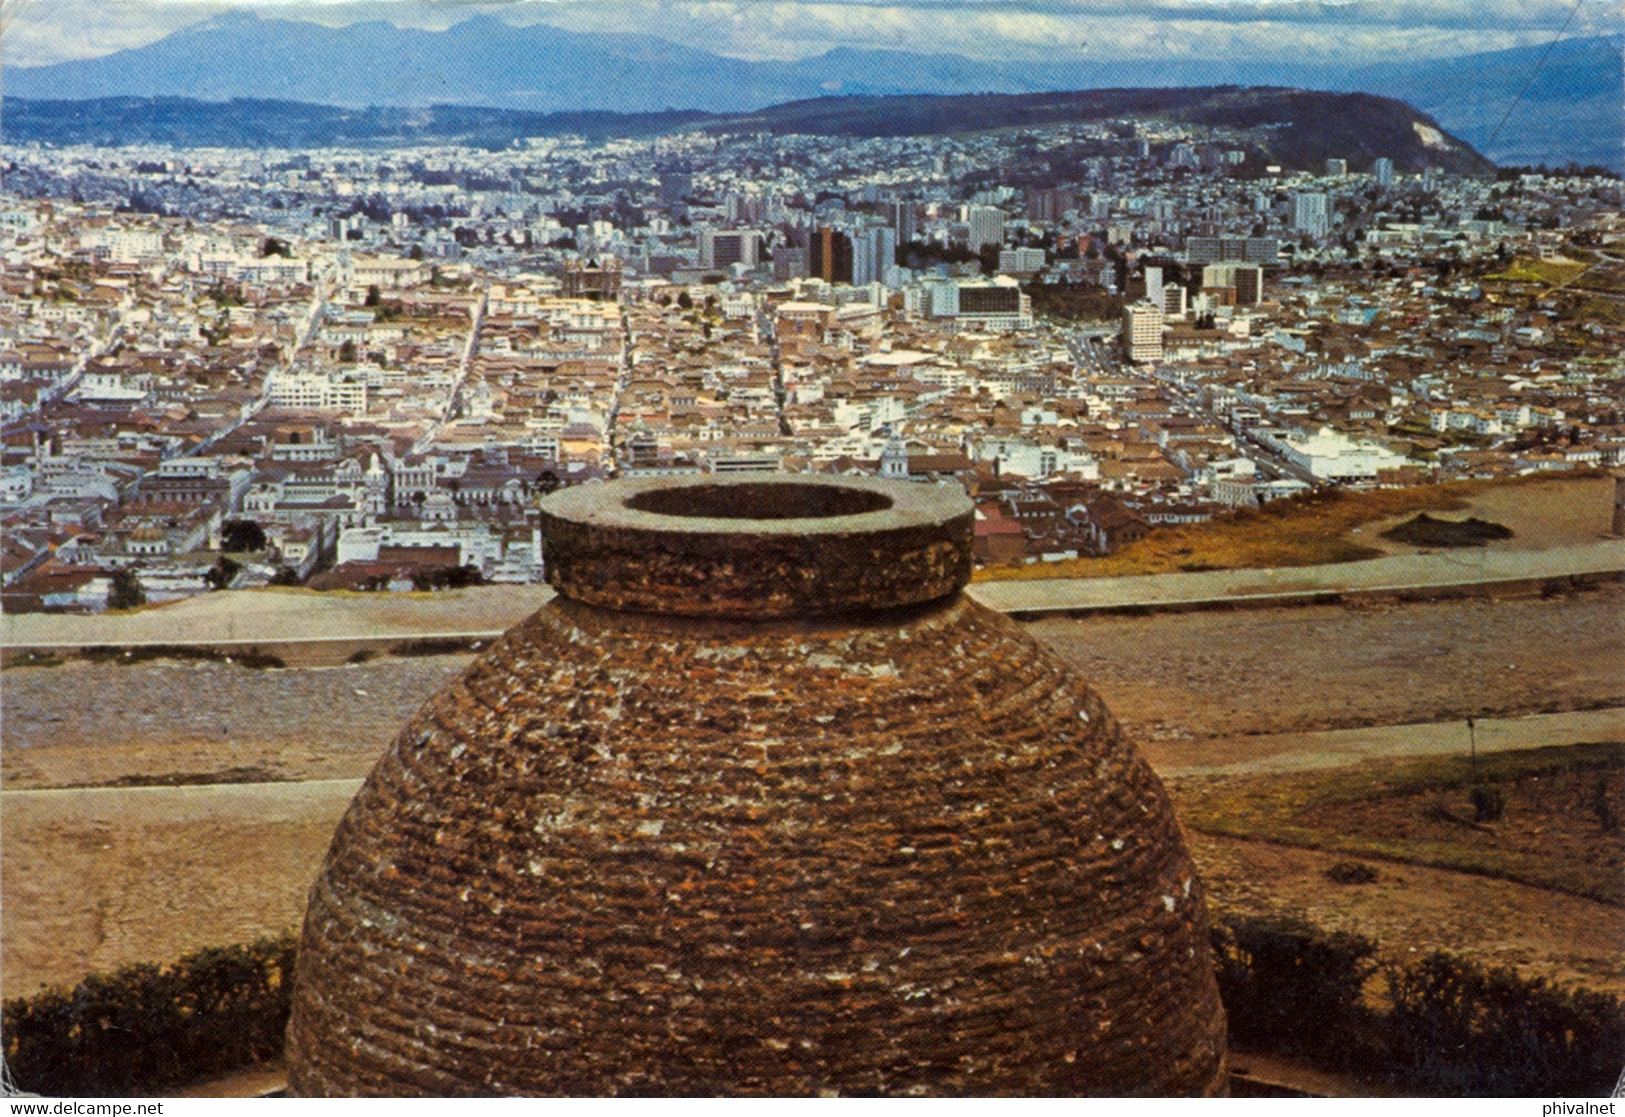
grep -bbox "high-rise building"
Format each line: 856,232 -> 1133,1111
699,229 -> 760,270
1372,157 -> 1395,187
1143,265 -> 1164,310
773,246 -> 809,282
850,232 -> 877,288
1161,284 -> 1187,320
966,205 -> 1005,253
1201,263 -> 1263,307
811,227 -> 854,285
1233,265 -> 1263,306
1026,188 -> 1076,224
873,226 -> 898,283
1122,300 -> 1165,363
1325,158 -> 1348,178
998,247 -> 1046,276
1293,192 -> 1330,239
1186,236 -> 1279,266
889,199 -> 917,243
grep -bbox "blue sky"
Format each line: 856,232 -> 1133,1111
5,0 -> 1622,69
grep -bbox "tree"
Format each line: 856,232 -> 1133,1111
269,566 -> 303,587
261,237 -> 291,258
536,470 -> 561,496
220,519 -> 266,553
364,284 -> 381,307
204,557 -> 241,591
107,568 -> 146,611
676,290 -> 694,310
338,339 -> 357,363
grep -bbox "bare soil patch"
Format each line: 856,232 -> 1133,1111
1,783 -> 354,1001
1031,582 -> 1625,743
1361,474 -> 1614,556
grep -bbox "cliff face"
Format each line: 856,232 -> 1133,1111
286,477 -> 1227,1096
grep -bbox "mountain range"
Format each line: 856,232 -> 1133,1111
4,13 -> 1620,169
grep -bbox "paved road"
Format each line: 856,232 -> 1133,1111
6,539 -> 1623,650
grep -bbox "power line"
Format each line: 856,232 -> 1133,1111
1480,0 -> 1588,163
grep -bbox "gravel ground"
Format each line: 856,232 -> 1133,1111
2,656 -> 473,788
1031,583 -> 1625,743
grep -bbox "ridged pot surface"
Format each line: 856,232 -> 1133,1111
286,477 -> 1226,1096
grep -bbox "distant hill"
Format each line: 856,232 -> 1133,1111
697,87 -> 1494,175
1340,35 -> 1624,171
4,88 -> 1493,176
1,98 -> 707,150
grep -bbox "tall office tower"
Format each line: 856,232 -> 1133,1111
1161,284 -> 1188,320
811,226 -> 854,284
1144,265 -> 1165,310
1293,192 -> 1330,238
889,199 -> 917,243
1325,158 -> 1348,178
1122,300 -> 1165,363
773,246 -> 809,282
966,205 -> 1005,252
1233,265 -> 1263,306
1026,188 -> 1076,224
1243,237 -> 1280,264
1373,157 -> 1395,187
850,231 -> 877,288
873,225 -> 898,281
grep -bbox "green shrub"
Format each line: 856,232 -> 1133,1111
1212,915 -> 1625,1095
1211,913 -> 1382,1070
2,936 -> 297,1096
1469,785 -> 1506,822
1384,951 -> 1625,1096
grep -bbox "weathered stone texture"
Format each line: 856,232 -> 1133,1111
286,477 -> 1226,1096
538,478 -> 974,619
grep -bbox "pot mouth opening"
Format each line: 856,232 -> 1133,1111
624,482 -> 893,522
539,475 -> 975,619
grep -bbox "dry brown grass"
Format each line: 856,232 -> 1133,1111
1175,742 -> 1625,906
973,473 -> 1586,584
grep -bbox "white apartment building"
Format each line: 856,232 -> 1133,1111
1122,300 -> 1165,364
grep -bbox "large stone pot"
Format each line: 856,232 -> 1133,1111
286,475 -> 1227,1096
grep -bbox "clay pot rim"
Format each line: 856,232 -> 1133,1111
539,474 -> 972,537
